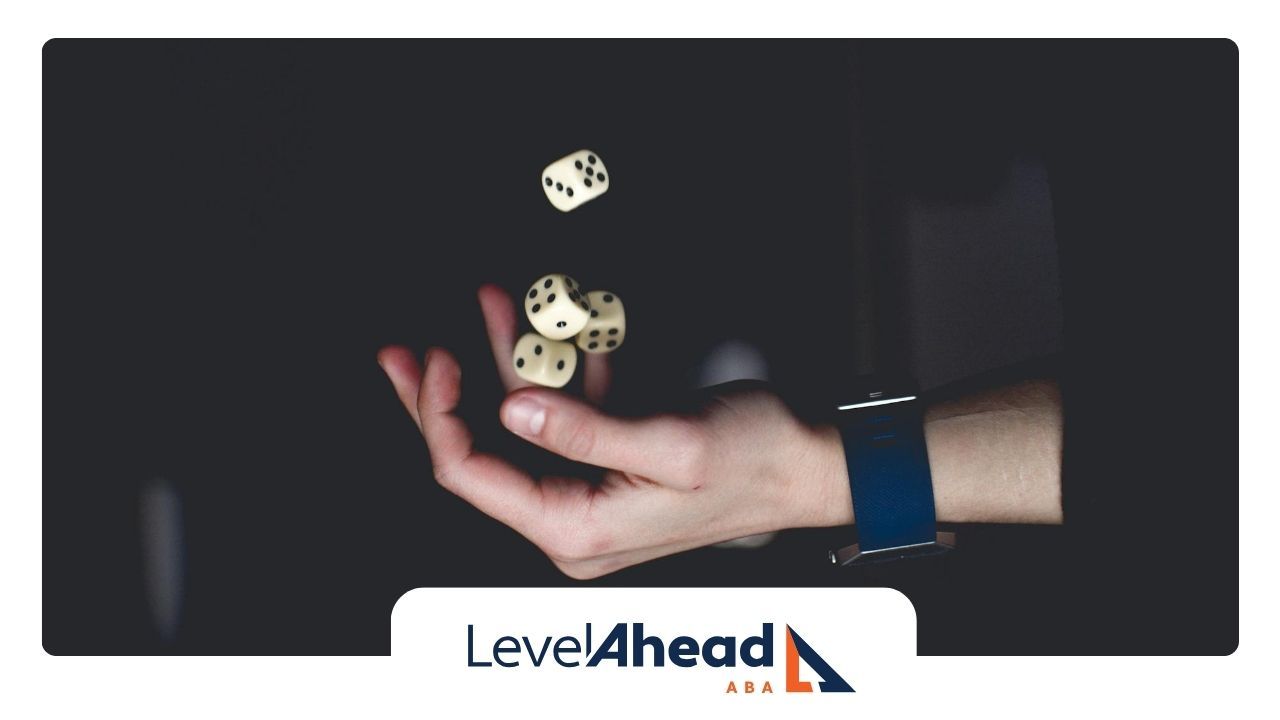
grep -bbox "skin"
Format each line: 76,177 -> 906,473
378,284 -> 1064,579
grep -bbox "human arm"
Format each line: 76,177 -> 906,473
377,285 -> 1063,579
802,378 -> 1065,528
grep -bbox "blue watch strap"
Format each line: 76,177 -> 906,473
830,384 -> 954,565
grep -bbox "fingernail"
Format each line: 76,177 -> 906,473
504,397 -> 546,436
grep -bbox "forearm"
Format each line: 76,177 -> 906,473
800,378 -> 1064,527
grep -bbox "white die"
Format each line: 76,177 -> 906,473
513,332 -> 577,388
524,273 -> 591,340
575,290 -> 625,353
541,149 -> 610,212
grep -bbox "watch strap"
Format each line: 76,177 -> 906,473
830,385 -> 954,565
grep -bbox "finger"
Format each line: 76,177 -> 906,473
377,345 -> 424,429
415,348 -> 557,540
582,352 -> 612,406
478,283 -> 533,392
499,387 -> 702,480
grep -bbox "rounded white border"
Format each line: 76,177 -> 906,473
5,3 -> 1273,717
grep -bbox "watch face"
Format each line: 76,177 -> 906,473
834,374 -> 920,411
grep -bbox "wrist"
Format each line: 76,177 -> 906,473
789,378 -> 1065,533
788,423 -> 854,528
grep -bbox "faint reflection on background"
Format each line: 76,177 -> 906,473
139,477 -> 185,645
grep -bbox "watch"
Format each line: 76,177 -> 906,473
829,376 -> 955,566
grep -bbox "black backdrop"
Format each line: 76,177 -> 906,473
43,40 -> 1238,655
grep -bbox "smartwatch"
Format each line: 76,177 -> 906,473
829,376 -> 955,566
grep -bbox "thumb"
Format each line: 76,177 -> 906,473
499,388 -> 702,481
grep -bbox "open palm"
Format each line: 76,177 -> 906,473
378,285 -> 841,578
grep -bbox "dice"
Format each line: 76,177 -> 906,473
524,273 -> 592,340
575,291 -> 626,353
516,272 -> 626,387
513,332 -> 577,388
541,149 -> 610,212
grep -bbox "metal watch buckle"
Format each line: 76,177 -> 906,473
829,531 -> 956,567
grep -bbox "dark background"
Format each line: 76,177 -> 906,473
43,40 -> 1238,655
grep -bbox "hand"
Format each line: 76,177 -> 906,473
377,285 -> 847,579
